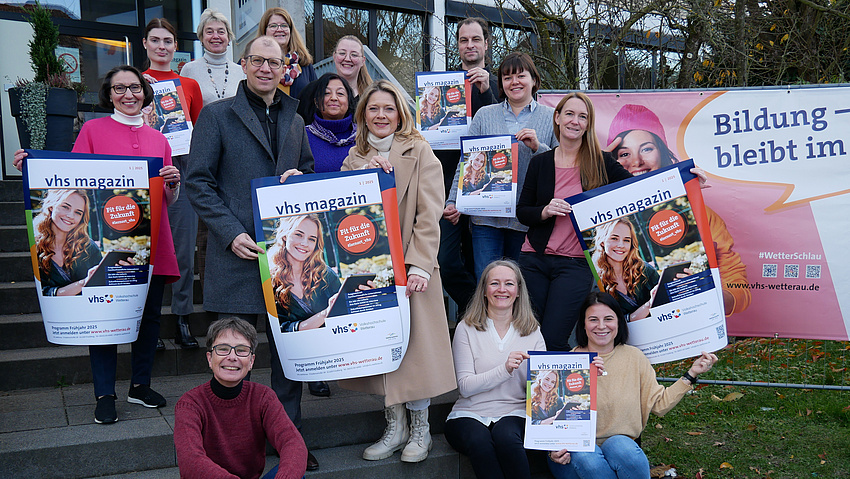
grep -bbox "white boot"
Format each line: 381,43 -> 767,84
363,403 -> 409,460
400,407 -> 432,463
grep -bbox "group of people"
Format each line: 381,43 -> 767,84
11,9 -> 729,479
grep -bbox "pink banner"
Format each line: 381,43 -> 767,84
540,89 -> 850,340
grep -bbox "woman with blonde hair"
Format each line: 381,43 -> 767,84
419,85 -> 445,130
340,79 -> 456,463
461,151 -> 492,195
332,35 -> 372,99
258,7 -> 316,99
530,370 -> 564,425
516,92 -> 632,351
445,259 -> 545,479
592,218 -> 659,322
268,214 -> 341,332
34,189 -> 101,297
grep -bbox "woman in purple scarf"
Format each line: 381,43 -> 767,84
297,73 -> 357,173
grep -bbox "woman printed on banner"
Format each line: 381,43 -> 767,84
592,217 -> 660,322
461,151 -> 493,196
606,104 -> 749,316
268,214 -> 342,333
33,189 -> 102,296
419,86 -> 446,130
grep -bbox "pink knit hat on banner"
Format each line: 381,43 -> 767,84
607,104 -> 667,147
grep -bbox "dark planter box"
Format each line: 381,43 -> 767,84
8,86 -> 77,152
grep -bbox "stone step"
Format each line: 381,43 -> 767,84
0,332 -> 270,391
0,201 -> 26,225
0,369 -> 477,479
0,251 -> 34,282
0,179 -> 24,203
0,225 -> 29,252
0,281 -> 40,315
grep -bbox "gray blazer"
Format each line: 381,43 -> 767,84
187,82 -> 314,314
447,100 -> 558,232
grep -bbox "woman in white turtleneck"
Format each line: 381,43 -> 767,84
181,9 -> 245,105
14,65 -> 180,425
339,80 -> 456,464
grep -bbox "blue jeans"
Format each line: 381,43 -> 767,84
547,435 -> 650,479
260,466 -> 304,479
90,275 -> 165,398
469,223 -> 526,280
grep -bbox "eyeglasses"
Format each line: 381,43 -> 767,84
244,55 -> 283,70
210,344 -> 253,357
335,51 -> 362,61
267,22 -> 290,31
111,84 -> 143,94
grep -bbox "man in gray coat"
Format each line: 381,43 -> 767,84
186,35 -> 318,470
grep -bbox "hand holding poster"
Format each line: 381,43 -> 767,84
525,352 -> 597,452
415,71 -> 471,150
144,79 -> 193,156
456,135 -> 518,217
23,150 -> 163,345
567,161 -> 727,364
252,170 -> 410,381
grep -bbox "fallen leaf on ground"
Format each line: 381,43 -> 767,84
720,461 -> 733,469
713,441 -> 724,446
746,424 -> 757,431
722,392 -> 744,401
656,423 -> 663,429
686,431 -> 703,435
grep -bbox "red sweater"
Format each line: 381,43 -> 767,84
144,69 -> 204,124
174,381 -> 307,479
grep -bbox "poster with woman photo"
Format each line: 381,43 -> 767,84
252,169 -> 411,381
415,71 -> 472,149
147,79 -> 193,155
456,135 -> 519,217
524,351 -> 597,452
567,161 -> 727,364
22,150 -> 162,345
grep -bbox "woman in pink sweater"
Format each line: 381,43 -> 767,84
444,259 -> 546,479
547,292 -> 717,479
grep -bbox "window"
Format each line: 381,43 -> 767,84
377,9 -> 424,94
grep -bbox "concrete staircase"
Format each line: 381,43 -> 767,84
0,179 -> 552,478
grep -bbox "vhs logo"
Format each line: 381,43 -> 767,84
332,323 -> 358,334
89,294 -> 115,304
656,309 -> 681,322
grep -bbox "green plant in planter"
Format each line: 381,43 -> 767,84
12,0 -> 76,150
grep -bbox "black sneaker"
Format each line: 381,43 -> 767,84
127,384 -> 166,408
94,395 -> 118,424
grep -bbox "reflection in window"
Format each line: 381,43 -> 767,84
377,9 -> 424,95
1,0 -> 138,25
57,35 -> 131,104
322,4 -> 369,59
304,0 -> 314,55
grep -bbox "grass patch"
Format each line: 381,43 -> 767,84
643,338 -> 850,478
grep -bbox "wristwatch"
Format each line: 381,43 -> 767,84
682,371 -> 698,385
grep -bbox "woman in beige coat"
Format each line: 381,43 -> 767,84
340,80 -> 456,463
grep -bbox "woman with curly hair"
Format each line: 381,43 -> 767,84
461,151 -> 492,196
419,86 -> 445,130
268,214 -> 341,332
34,189 -> 101,296
530,370 -> 564,425
592,218 -> 659,322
